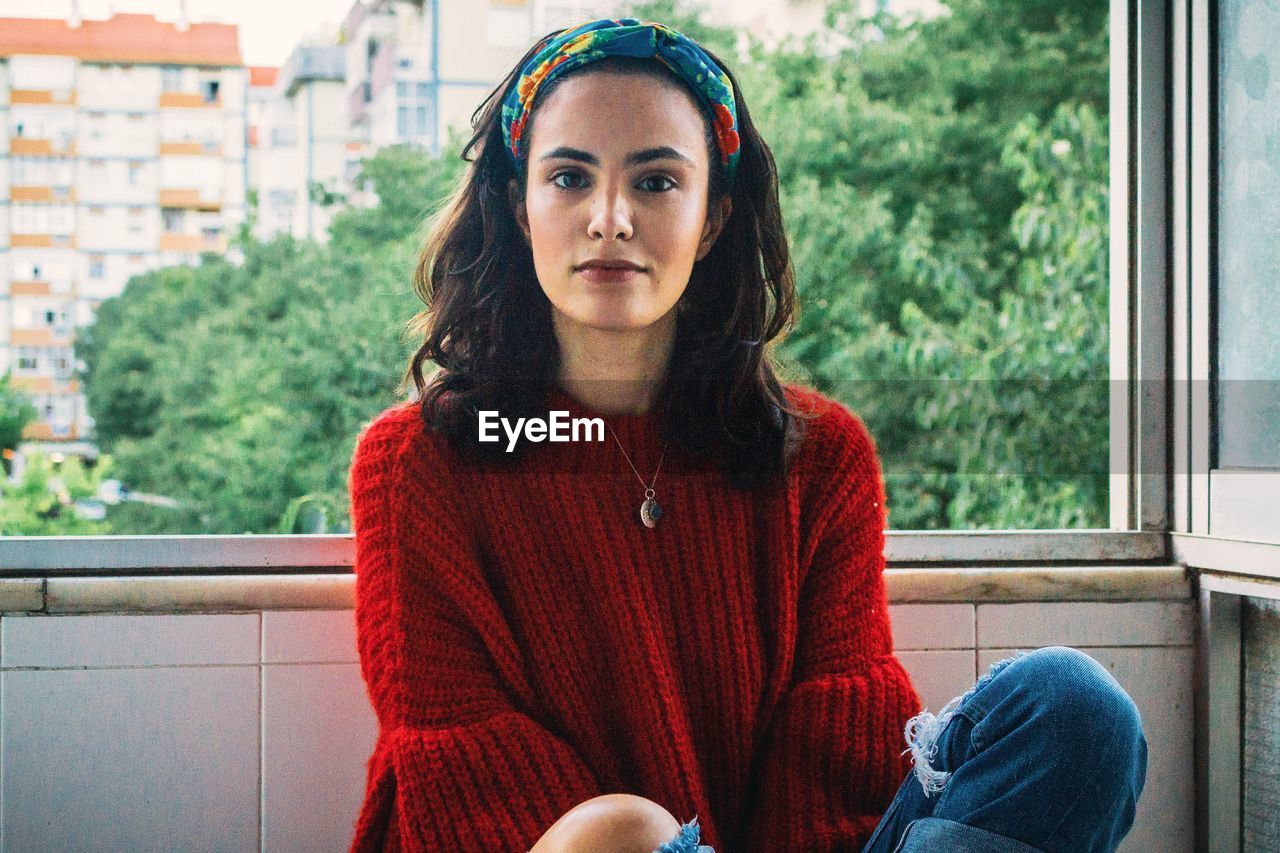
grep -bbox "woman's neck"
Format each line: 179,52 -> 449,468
553,310 -> 675,416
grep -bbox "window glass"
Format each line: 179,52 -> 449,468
1217,0 -> 1280,468
13,1 -> 1111,536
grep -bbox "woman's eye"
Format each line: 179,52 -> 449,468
551,171 -> 585,190
548,172 -> 677,193
640,175 -> 677,192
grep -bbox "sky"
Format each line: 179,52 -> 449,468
0,0 -> 360,66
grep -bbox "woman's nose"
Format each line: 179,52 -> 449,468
587,187 -> 633,240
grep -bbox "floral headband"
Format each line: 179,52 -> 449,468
501,18 -> 741,186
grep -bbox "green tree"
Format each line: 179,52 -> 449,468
0,373 -> 39,458
78,0 -> 1111,533
0,451 -> 112,536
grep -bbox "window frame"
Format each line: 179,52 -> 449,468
7,0 -> 1274,579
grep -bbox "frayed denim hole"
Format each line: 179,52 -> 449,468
900,649 -> 1033,798
967,649 -> 1034,753
653,816 -> 703,853
901,690 -> 966,798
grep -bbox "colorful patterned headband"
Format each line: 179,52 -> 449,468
501,18 -> 741,186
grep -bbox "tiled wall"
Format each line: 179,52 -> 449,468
0,600 -> 1193,851
891,601 -> 1196,853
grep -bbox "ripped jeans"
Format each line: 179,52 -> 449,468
653,645 -> 1147,853
860,645 -> 1149,853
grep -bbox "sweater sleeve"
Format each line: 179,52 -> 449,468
348,407 -> 602,852
741,400 -> 922,852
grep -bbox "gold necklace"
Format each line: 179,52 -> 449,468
606,423 -> 669,529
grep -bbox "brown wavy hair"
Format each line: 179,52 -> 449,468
400,27 -> 808,489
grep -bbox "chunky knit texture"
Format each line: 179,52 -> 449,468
347,383 -> 921,852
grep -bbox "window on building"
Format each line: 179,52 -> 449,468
416,105 -> 428,136
162,208 -> 184,232
201,79 -> 221,104
397,106 -> 409,137
90,258 -> 105,279
128,162 -> 144,185
16,349 -> 38,372
397,81 -> 408,97
417,82 -> 430,97
162,66 -> 183,92
54,353 -> 72,378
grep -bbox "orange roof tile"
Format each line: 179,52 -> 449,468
0,13 -> 241,66
248,65 -> 278,87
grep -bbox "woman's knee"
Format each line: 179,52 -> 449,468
1012,646 -> 1147,780
529,793 -> 682,853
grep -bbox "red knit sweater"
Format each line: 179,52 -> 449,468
347,383 -> 921,852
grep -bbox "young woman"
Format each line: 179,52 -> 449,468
347,18 -> 1148,853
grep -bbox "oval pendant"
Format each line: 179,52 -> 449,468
640,497 -> 662,528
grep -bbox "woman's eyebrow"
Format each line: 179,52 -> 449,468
538,145 -> 695,167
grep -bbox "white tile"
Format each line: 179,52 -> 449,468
2,613 -> 259,668
889,604 -> 975,650
262,663 -> 379,852
2,666 -> 260,852
978,646 -> 1194,853
896,650 -> 977,715
263,609 -> 359,664
976,601 -> 1194,648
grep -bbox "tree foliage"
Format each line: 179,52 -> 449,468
72,0 -> 1110,533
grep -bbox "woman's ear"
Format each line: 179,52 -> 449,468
696,195 -> 732,262
508,178 -> 531,244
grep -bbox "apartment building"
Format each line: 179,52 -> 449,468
0,12 -> 247,446
340,0 -> 619,157
247,47 -> 355,243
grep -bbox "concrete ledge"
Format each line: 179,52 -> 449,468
41,574 -> 355,614
0,579 -> 45,613
0,565 -> 1193,614
887,564 -> 1192,603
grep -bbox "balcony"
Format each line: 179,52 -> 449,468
10,375 -> 56,393
9,137 -> 76,157
9,327 -> 72,347
10,185 -> 75,203
19,419 -> 79,441
10,233 -> 76,249
9,88 -> 77,106
157,188 -> 222,210
10,280 -> 53,296
159,141 -> 222,157
0,1 -> 1276,850
158,92 -> 222,109
157,231 -> 225,253
278,45 -> 346,97
158,232 -> 205,253
0,537 -> 1198,851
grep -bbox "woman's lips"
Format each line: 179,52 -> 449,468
576,266 -> 644,283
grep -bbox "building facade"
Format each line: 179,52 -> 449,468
0,13 -> 247,446
248,48 -> 353,243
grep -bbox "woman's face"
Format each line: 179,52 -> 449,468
511,71 -> 732,335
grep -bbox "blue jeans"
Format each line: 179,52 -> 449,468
860,645 -> 1149,852
655,645 -> 1148,853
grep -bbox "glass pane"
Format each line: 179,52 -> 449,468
1217,0 -> 1280,469
2,1 -> 1112,535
